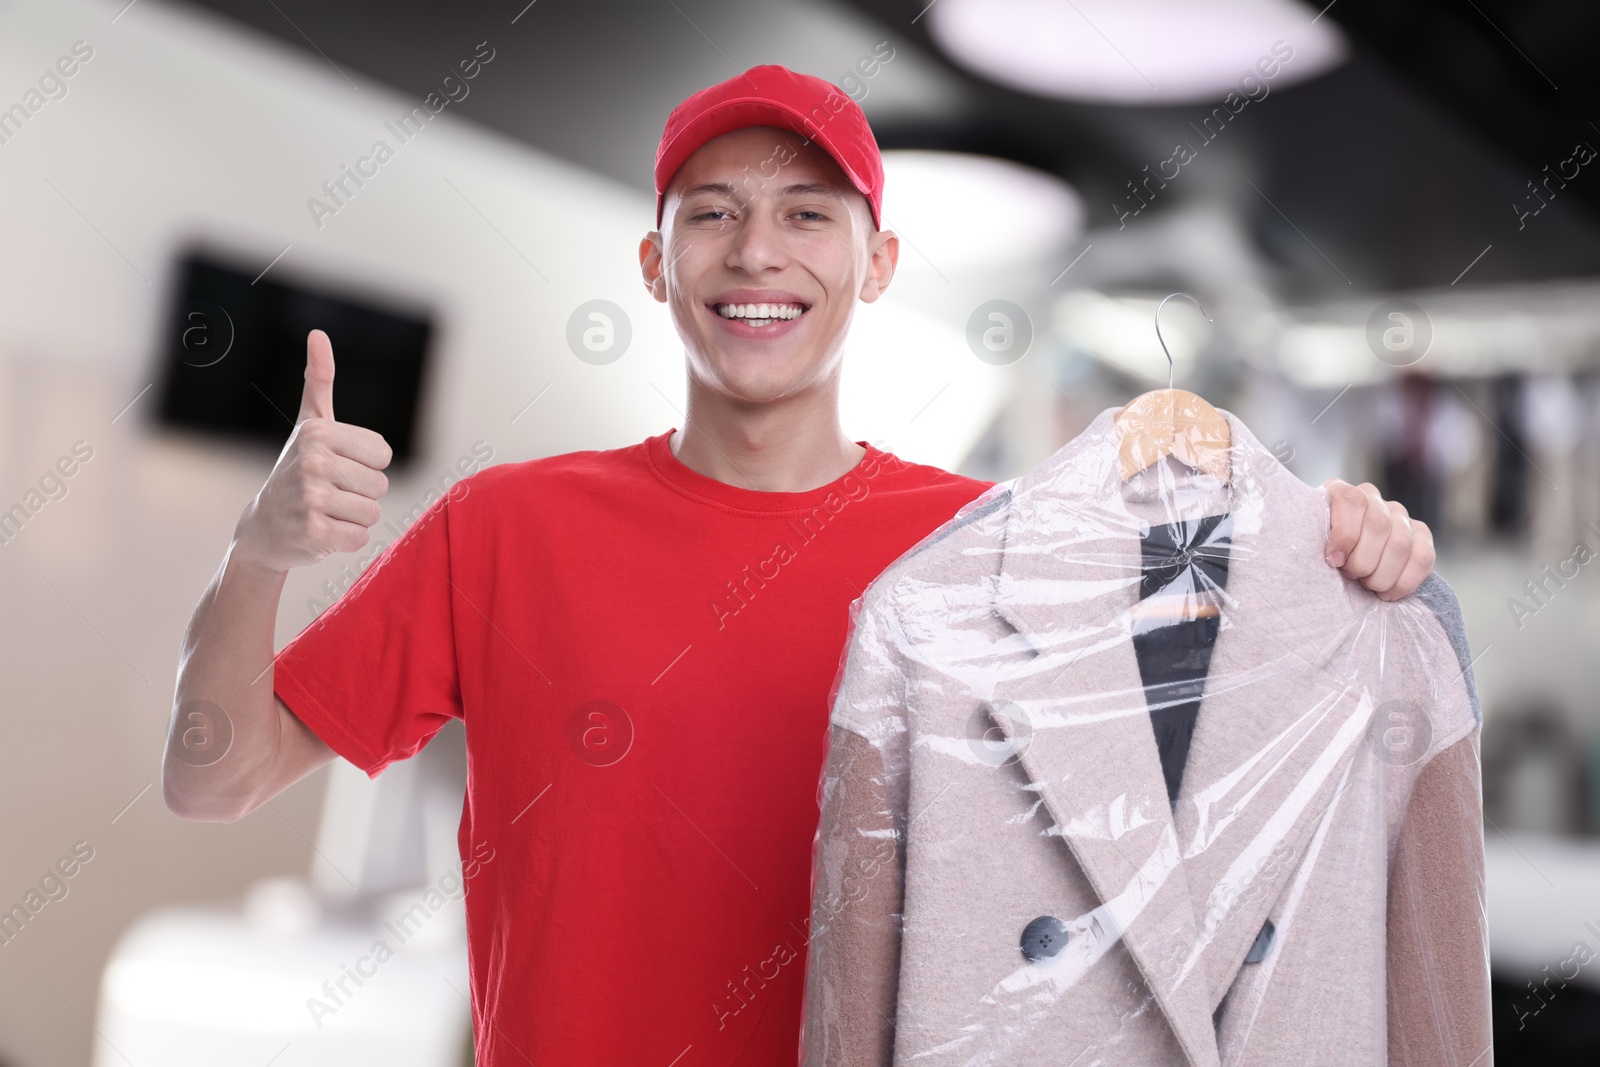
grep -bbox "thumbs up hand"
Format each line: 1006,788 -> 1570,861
233,330 -> 393,575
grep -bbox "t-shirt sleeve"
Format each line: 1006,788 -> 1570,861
271,489 -> 463,779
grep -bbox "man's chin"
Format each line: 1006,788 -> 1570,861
714,379 -> 810,406
690,349 -> 813,394
698,367 -> 820,406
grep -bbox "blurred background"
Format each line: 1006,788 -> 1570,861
1,0 -> 1597,1062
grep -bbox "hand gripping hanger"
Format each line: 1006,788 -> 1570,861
1114,292 -> 1232,483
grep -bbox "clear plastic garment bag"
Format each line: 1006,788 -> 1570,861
801,300 -> 1490,1067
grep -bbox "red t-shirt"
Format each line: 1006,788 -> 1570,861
272,428 -> 991,1065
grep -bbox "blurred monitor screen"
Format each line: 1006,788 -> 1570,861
156,251 -> 432,466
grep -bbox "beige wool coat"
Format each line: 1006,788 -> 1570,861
801,410 -> 1490,1067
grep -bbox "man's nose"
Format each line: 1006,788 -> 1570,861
726,209 -> 786,273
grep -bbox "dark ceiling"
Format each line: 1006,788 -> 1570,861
178,0 -> 1600,301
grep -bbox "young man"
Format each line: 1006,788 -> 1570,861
164,65 -> 1435,1066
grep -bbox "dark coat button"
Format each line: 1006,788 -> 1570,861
1244,919 -> 1276,964
1020,916 -> 1069,962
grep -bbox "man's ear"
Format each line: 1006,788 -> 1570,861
639,232 -> 668,303
858,228 -> 899,304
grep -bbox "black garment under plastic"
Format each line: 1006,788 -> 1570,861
1133,513 -> 1233,805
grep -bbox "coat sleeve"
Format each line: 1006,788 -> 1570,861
1386,731 -> 1493,1067
1386,573 -> 1492,1066
803,725 -> 905,1065
802,593 -> 912,1067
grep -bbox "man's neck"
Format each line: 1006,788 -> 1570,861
670,384 -> 866,493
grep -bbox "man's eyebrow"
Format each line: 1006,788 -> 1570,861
675,180 -> 847,205
681,182 -> 844,199
779,182 -> 845,198
680,182 -> 743,200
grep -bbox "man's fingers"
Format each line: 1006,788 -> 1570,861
1376,508 -> 1440,601
1360,501 -> 1414,595
321,486 -> 386,528
317,421 -> 393,471
1325,480 -> 1435,599
298,329 -> 336,424
318,515 -> 376,556
1331,483 -> 1395,579
295,329 -> 395,470
296,416 -> 393,474
1381,513 -> 1435,601
1344,483 -> 1397,579
1324,478 -> 1368,568
299,446 -> 389,500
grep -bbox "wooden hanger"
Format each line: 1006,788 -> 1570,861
1114,292 -> 1231,483
1118,293 -> 1231,622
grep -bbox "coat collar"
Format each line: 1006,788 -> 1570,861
981,408 -> 1375,1067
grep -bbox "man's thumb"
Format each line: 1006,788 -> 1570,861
299,329 -> 335,422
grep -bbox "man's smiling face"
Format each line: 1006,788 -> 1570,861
642,126 -> 896,406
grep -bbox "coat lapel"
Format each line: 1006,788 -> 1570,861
982,409 -> 1374,1063
1162,502 -> 1375,1013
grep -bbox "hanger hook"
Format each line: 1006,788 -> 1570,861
1154,292 -> 1213,391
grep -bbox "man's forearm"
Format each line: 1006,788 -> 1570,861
164,537 -> 292,821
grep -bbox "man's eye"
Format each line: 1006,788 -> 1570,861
793,210 -> 826,222
693,209 -> 732,221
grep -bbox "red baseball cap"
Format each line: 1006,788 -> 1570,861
654,64 -> 884,229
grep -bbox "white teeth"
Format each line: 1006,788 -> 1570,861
716,302 -> 804,322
